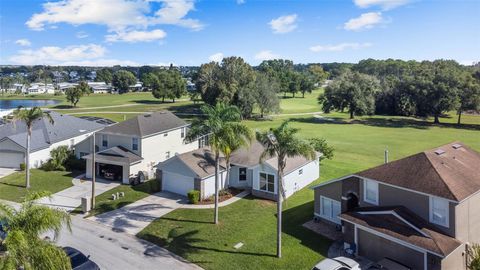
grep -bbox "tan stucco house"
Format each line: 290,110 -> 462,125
311,142 -> 480,270
76,111 -> 199,184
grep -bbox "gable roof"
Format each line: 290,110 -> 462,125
100,111 -> 187,138
357,142 -> 480,201
82,146 -> 143,165
0,111 -> 104,152
340,206 -> 462,257
230,140 -> 316,174
165,147 -> 227,179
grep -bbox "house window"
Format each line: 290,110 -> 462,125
132,137 -> 139,151
430,196 -> 449,227
299,169 -> 303,175
181,127 -> 185,138
239,168 -> 247,181
102,134 -> 108,147
165,151 -> 171,159
259,172 -> 275,193
320,196 -> 341,224
363,179 -> 379,205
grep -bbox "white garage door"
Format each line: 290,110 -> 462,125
0,152 -> 24,168
162,171 -> 195,197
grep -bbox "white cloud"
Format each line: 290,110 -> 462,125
344,12 -> 383,31
236,0 -> 245,4
353,0 -> 410,10
269,14 -> 298,34
26,0 -> 203,42
106,29 -> 167,43
209,52 -> 224,62
76,31 -> 88,38
60,59 -> 140,66
9,44 -> 107,65
310,42 -> 372,52
15,39 -> 31,46
254,50 -> 280,61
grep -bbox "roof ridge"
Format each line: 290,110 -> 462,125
423,151 -> 458,201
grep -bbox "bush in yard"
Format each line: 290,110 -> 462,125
65,155 -> 86,171
19,163 -> 26,171
42,146 -> 71,171
187,190 -> 200,204
468,243 -> 480,270
147,179 -> 161,193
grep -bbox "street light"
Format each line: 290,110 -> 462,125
91,131 -> 96,210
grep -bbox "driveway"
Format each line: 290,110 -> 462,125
36,175 -> 120,212
89,191 -> 187,235
0,168 -> 17,179
52,215 -> 201,270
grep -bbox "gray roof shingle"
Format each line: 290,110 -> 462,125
0,111 -> 105,151
100,111 -> 188,138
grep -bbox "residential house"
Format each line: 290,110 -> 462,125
157,140 -> 320,200
26,83 -> 55,94
87,82 -> 112,94
76,111 -> 199,184
129,81 -> 143,92
0,111 -> 105,169
311,142 -> 480,270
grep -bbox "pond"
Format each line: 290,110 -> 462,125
0,99 -> 61,110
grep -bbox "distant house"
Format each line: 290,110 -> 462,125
76,111 -> 199,184
311,142 -> 480,270
87,82 -> 112,94
26,83 -> 55,94
0,111 -> 105,169
186,80 -> 196,92
157,140 -> 320,200
57,82 -> 78,92
129,81 -> 143,92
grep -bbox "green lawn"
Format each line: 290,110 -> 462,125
138,112 -> 480,270
83,180 -> 160,217
277,88 -> 323,114
0,169 -> 75,202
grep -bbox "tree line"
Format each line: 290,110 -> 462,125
319,59 -> 480,124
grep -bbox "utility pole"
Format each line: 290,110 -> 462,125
384,147 -> 389,164
91,132 -> 96,209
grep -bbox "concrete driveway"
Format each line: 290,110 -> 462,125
36,175 -> 120,212
52,215 -> 202,270
0,168 -> 17,179
89,191 -> 187,235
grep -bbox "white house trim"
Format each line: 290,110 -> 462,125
357,210 -> 430,237
344,218 -> 444,259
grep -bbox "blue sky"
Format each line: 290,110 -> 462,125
0,0 -> 479,66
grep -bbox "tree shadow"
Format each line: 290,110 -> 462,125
133,100 -> 170,105
288,116 -> 480,131
51,105 -> 74,109
282,201 -> 331,257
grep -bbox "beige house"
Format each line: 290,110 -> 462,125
76,112 -> 199,184
311,142 -> 480,270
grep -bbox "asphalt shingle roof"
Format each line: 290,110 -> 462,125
0,111 -> 105,151
100,111 -> 188,138
357,142 -> 480,201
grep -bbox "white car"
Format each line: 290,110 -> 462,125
312,256 -> 360,270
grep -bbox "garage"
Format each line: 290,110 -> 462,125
0,151 -> 24,168
357,228 -> 425,270
162,171 -> 195,197
97,163 -> 123,181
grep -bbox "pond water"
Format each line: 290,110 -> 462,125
0,99 -> 61,110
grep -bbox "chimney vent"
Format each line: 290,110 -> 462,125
435,149 -> 446,155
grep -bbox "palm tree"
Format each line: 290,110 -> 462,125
12,106 -> 53,188
256,120 -> 316,258
0,191 -> 72,269
218,123 -> 254,188
185,103 -> 251,224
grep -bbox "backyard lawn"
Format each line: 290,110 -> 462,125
138,112 -> 480,270
0,169 -> 75,202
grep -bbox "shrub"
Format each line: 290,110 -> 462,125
147,179 -> 161,193
65,156 -> 86,171
468,243 -> 480,270
19,163 -> 26,171
187,190 -> 200,204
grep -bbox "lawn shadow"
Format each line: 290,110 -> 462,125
0,181 -> 25,188
282,201 -> 331,257
51,105 -> 74,109
133,100 -> 170,105
288,115 -> 480,131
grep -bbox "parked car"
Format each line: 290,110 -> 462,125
312,256 -> 360,270
63,246 -> 100,270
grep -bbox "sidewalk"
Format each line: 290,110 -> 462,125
35,174 -> 119,212
181,190 -> 250,209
